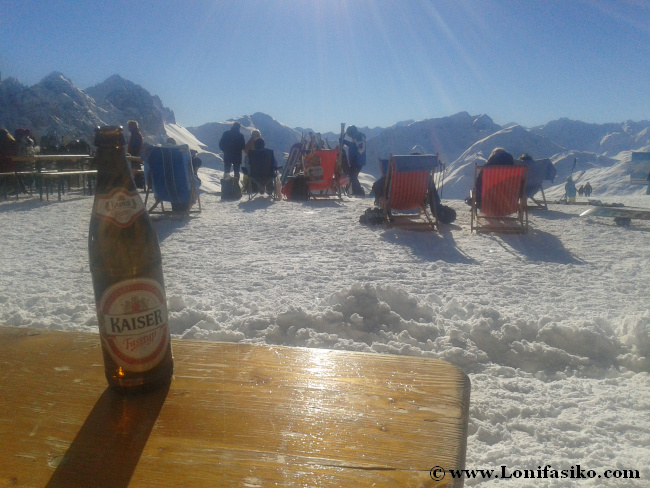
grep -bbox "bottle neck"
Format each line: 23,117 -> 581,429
95,145 -> 136,194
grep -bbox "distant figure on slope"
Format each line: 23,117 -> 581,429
578,184 -> 585,196
127,120 -> 145,189
473,147 -> 514,208
219,121 -> 246,181
565,176 -> 577,203
584,181 -> 593,197
342,125 -> 366,196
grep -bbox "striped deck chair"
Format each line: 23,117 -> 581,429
305,149 -> 343,199
382,154 -> 439,230
144,144 -> 201,216
470,164 -> 527,233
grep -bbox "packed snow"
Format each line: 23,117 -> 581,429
1,138 -> 649,487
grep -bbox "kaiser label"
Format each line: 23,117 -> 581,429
98,278 -> 169,372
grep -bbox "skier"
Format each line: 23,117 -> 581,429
584,181 -> 593,197
342,125 -> 366,196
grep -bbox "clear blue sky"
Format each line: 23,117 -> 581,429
1,0 -> 649,132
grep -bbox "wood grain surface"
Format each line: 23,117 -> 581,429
0,326 -> 470,487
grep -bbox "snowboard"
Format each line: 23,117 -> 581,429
580,206 -> 650,226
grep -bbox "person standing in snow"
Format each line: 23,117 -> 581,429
127,120 -> 145,189
584,181 -> 592,197
565,176 -> 577,203
219,122 -> 246,181
342,125 -> 367,196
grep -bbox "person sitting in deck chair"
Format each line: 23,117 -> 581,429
243,138 -> 278,195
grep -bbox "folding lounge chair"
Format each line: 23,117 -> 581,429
470,164 -> 528,233
144,144 -> 201,216
522,158 -> 553,210
378,158 -> 389,177
243,148 -> 279,200
382,154 -> 439,231
304,149 -> 344,199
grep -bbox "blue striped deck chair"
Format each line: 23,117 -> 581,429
144,144 -> 201,216
522,158 -> 554,210
383,154 -> 439,231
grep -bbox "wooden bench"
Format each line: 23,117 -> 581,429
0,326 -> 470,487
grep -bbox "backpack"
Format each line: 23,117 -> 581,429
436,204 -> 457,224
284,174 -> 310,201
359,207 -> 385,225
221,177 -> 241,201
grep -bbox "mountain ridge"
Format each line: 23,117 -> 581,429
2,71 -> 649,196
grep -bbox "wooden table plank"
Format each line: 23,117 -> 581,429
0,326 -> 470,487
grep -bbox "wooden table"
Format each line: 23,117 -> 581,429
7,156 -> 143,201
0,326 -> 470,487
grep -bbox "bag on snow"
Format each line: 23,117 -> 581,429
359,207 -> 385,225
436,204 -> 457,224
283,174 -> 310,201
221,177 -> 241,200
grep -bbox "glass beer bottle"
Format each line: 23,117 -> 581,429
88,126 -> 173,392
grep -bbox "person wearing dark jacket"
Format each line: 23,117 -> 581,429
342,125 -> 367,196
245,138 -> 279,195
127,120 -> 145,189
219,122 -> 246,180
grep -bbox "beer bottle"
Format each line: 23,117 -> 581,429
88,126 -> 173,392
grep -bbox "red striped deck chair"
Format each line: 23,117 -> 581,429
382,154 -> 439,230
304,149 -> 343,199
470,164 -> 528,233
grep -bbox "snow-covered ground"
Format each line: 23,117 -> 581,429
1,164 -> 649,487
